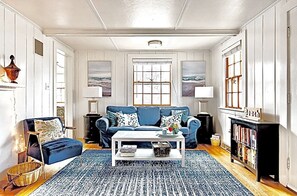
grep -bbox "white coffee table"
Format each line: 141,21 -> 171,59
111,131 -> 185,167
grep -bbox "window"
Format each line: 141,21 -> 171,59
225,44 -> 243,109
56,50 -> 66,123
133,59 -> 171,106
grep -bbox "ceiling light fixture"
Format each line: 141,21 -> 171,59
148,40 -> 162,48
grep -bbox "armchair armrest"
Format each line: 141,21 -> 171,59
28,131 -> 40,136
186,116 -> 201,134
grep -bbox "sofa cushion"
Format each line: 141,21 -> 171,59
107,106 -> 137,114
117,113 -> 140,127
160,113 -> 182,127
106,111 -> 122,127
160,106 -> 190,117
135,126 -> 162,131
108,126 -> 135,134
171,110 -> 188,124
137,107 -> 160,126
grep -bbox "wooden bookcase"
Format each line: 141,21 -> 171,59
230,116 -> 279,182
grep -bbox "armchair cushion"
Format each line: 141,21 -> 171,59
34,119 -> 64,144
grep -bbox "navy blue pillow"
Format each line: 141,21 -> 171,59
107,111 -> 122,127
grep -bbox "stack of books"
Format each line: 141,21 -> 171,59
120,145 -> 137,157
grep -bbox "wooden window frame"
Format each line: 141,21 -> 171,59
225,51 -> 242,109
133,62 -> 171,106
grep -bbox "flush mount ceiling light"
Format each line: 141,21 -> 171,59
148,40 -> 162,48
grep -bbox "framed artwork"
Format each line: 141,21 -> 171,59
181,61 -> 206,96
88,61 -> 111,97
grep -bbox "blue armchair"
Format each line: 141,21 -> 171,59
23,117 -> 83,176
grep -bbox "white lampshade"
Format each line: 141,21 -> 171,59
195,86 -> 214,99
83,86 -> 102,98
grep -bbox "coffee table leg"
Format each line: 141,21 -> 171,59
112,139 -> 116,166
182,138 -> 185,167
176,140 -> 180,150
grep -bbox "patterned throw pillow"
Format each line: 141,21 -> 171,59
171,110 -> 188,124
34,119 -> 64,144
107,111 -> 122,127
160,113 -> 182,127
117,113 -> 140,127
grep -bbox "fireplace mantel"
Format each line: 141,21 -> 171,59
0,82 -> 24,90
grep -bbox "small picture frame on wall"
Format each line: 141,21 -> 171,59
87,61 -> 112,97
88,100 -> 98,114
181,61 -> 206,96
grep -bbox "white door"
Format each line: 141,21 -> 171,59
288,6 -> 297,191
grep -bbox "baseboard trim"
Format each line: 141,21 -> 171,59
220,143 -> 231,152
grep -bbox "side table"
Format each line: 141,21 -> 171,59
194,114 -> 213,144
83,114 -> 102,144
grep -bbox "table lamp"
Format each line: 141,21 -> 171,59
83,86 -> 102,114
195,86 -> 213,115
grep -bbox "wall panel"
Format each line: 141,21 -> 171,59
4,8 -> 14,66
247,21 -> 255,107
262,7 -> 276,121
254,16 -> 263,108
0,5 -> 4,66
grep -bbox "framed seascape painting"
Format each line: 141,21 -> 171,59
181,61 -> 206,96
88,61 -> 111,97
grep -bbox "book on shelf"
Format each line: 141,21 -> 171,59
120,152 -> 135,157
120,145 -> 137,153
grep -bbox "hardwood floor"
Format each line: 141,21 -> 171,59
0,140 -> 296,196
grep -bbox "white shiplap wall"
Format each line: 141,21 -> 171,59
74,50 -> 211,138
210,0 -> 290,186
0,3 -> 73,179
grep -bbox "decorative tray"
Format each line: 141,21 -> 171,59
156,131 -> 182,137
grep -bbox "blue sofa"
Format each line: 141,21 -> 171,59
95,106 -> 201,148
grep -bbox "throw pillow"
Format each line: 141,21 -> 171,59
171,110 -> 188,124
34,119 -> 64,144
117,113 -> 140,127
107,111 -> 122,127
160,113 -> 182,127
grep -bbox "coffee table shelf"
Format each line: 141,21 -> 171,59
111,131 -> 185,167
115,149 -> 182,161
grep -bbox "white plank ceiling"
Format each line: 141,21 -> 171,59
1,0 -> 277,51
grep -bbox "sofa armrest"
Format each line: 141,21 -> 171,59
95,117 -> 110,133
186,116 -> 201,134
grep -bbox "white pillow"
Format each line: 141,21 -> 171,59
34,119 -> 64,144
160,113 -> 182,127
117,113 -> 140,127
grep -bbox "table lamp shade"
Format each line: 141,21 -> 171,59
83,86 -> 102,98
195,86 -> 213,99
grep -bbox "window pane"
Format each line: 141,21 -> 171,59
134,72 -> 142,82
143,72 -> 151,82
227,79 -> 232,93
162,94 -> 170,105
134,94 -> 142,105
153,84 -> 161,93
234,51 -> 241,63
162,72 -> 170,82
162,64 -> 171,71
162,84 -> 170,93
134,84 -> 142,93
239,92 -> 243,108
134,64 -> 142,72
152,72 -> 161,82
228,55 -> 234,65
152,63 -> 161,71
238,77 -> 242,92
143,64 -> 151,71
227,93 -> 232,107
152,94 -> 161,105
235,62 -> 241,76
233,93 -> 238,108
143,84 -> 151,93
143,94 -> 151,104
232,78 -> 238,92
228,65 -> 234,77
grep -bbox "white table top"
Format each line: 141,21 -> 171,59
112,131 -> 184,141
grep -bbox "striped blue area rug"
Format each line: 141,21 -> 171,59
30,150 -> 252,196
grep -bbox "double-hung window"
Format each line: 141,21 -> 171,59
133,59 -> 171,106
224,42 -> 243,109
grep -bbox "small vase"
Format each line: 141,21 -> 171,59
4,55 -> 21,83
